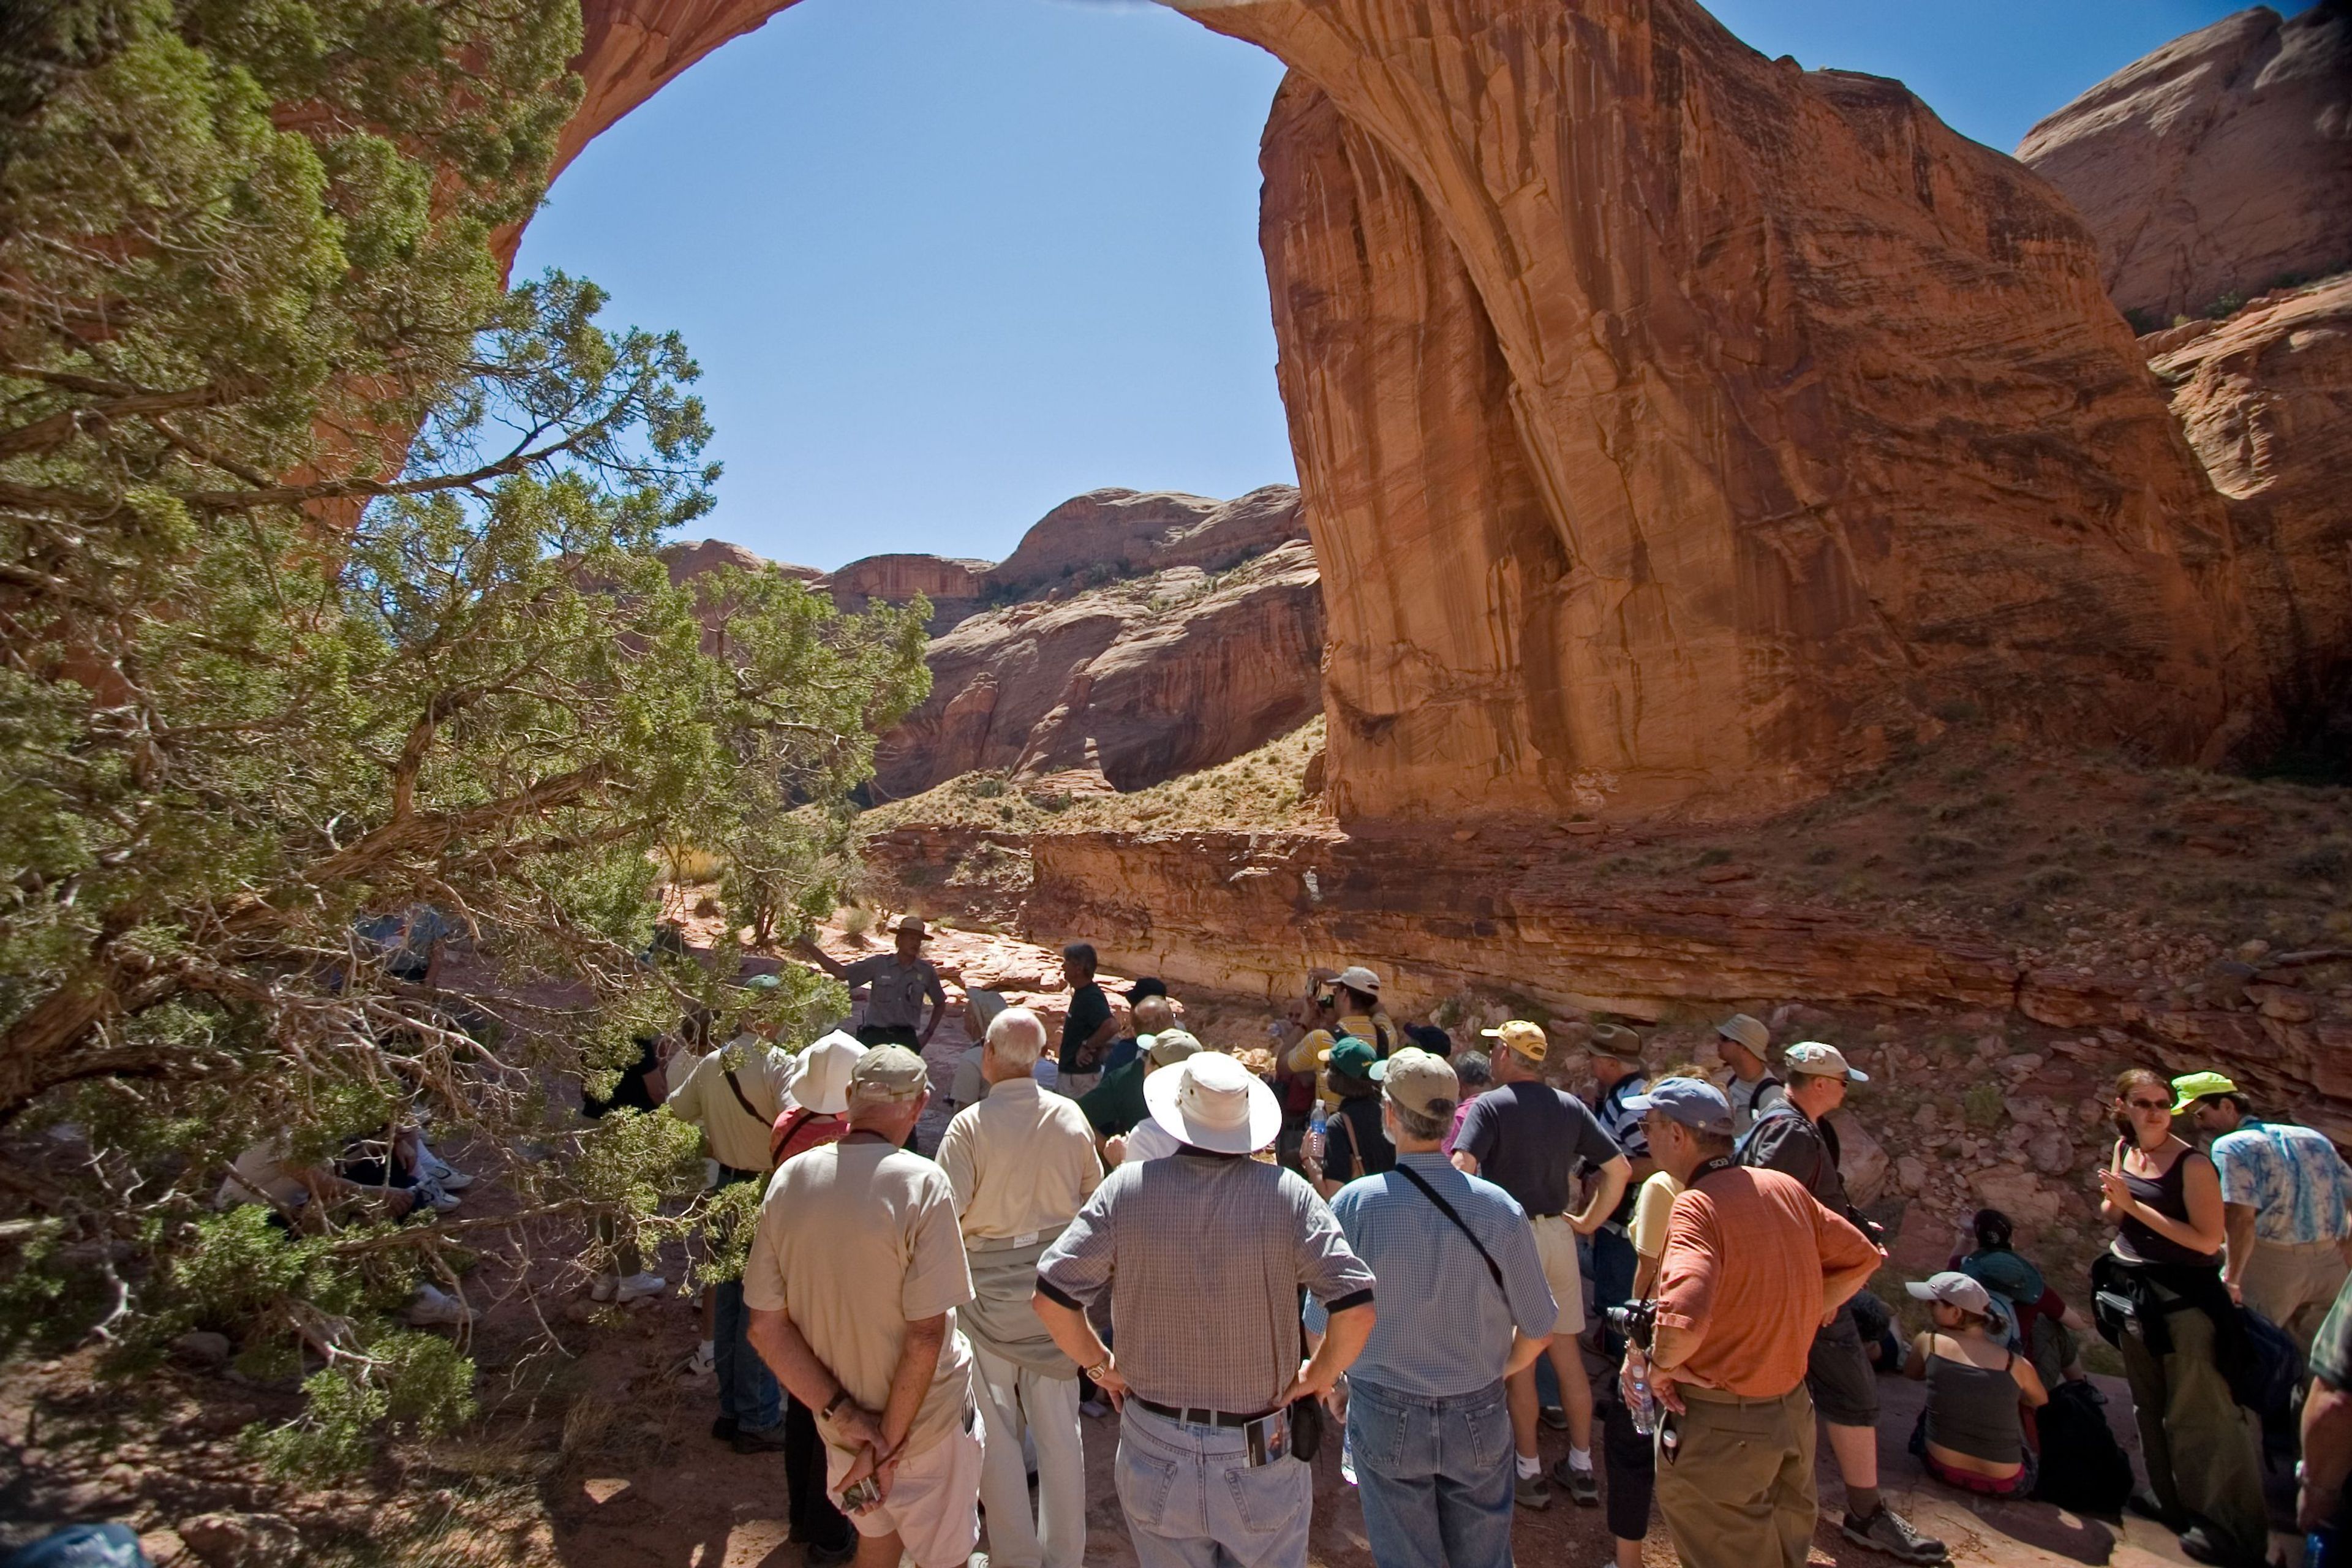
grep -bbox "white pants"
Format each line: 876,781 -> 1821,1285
973,1342 -> 1087,1568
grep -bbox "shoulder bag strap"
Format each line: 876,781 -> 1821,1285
1390,1163 -> 1506,1292
722,1064 -> 767,1128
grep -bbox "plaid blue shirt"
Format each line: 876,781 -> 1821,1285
1307,1152 -> 1556,1398
2213,1119 -> 2352,1245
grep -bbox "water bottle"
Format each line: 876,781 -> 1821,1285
1340,1427 -> 1357,1485
1304,1104 -> 1327,1164
2312,1529 -> 2337,1568
1627,1368 -> 1657,1436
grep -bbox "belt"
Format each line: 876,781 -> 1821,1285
1135,1397 -> 1281,1428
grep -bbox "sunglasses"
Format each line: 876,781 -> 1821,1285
2122,1098 -> 2173,1112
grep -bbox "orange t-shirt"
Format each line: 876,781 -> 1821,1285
1653,1165 -> 1880,1399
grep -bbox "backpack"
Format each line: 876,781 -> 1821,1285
2029,1380 -> 2133,1515
2233,1303 -> 2307,1460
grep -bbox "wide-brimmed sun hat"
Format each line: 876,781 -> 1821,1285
791,1030 -> 867,1115
1144,1052 -> 1282,1155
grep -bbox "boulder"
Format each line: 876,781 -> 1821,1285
1970,1164 -> 2067,1230
1831,1111 -> 1890,1205
177,1513 -> 300,1567
2016,4 -> 2352,324
170,1330 -> 232,1368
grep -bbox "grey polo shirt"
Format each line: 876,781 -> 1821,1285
841,954 -> 944,1031
1038,1150 -> 1375,1414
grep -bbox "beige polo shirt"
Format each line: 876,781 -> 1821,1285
937,1077 -> 1103,1242
666,1035 -> 796,1172
743,1139 -> 976,1457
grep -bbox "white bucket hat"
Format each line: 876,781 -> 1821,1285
1143,1052 -> 1282,1155
791,1030 -> 867,1116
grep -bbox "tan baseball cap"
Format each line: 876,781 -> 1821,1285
850,1044 -> 928,1100
1586,1023 -> 1644,1062
1336,965 -> 1382,995
1480,1020 -> 1547,1062
1715,1013 -> 1770,1057
1382,1047 -> 1459,1118
1782,1041 -> 1868,1083
1143,1029 -> 1202,1068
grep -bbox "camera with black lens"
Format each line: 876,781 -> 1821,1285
1605,1298 -> 1658,1352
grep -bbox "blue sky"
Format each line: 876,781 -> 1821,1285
517,0 -> 2288,571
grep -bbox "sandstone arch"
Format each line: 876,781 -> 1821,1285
556,0 -> 2255,821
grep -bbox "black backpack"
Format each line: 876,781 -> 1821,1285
2029,1380 -> 2133,1515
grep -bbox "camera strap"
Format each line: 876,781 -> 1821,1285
1392,1163 -> 1505,1292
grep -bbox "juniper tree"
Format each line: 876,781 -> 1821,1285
0,0 -> 929,1467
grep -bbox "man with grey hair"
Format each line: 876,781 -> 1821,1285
936,1008 -> 1104,1568
747,1047 -> 982,1568
1315,1047 -> 1557,1568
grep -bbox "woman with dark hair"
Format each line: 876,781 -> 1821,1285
2094,1066 -> 2267,1566
1444,1051 -> 1491,1153
1951,1208 -> 2087,1387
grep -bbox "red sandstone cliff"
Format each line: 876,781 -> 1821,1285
2017,4 -> 2352,326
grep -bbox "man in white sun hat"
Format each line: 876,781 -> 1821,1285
1714,1012 -> 1785,1134
1740,1042 -> 1944,1565
1033,1051 -> 1378,1568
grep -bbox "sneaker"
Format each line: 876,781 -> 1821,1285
731,1423 -> 790,1454
405,1284 -> 470,1327
1550,1458 -> 1598,1507
2173,1527 -> 2236,1566
1513,1471 -> 1551,1510
1079,1395 -> 1112,1419
614,1272 -> 667,1303
430,1167 -> 475,1192
590,1275 -> 616,1303
1841,1506 -> 1947,1564
1539,1403 -> 1569,1431
710,1415 -> 739,1442
685,1341 -> 715,1377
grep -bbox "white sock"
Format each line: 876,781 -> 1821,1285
1569,1446 -> 1593,1472
1517,1453 -> 1541,1479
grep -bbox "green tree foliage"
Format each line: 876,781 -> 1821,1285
0,0 -> 930,1471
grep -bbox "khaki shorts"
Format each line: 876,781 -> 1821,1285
825,1415 -> 986,1568
1532,1213 -> 1587,1336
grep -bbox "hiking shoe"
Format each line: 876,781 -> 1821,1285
731,1423 -> 790,1454
614,1272 -> 667,1303
1538,1403 -> 1569,1431
684,1341 -> 715,1378
1841,1506 -> 1947,1564
1513,1471 -> 1550,1510
1549,1458 -> 1599,1507
710,1415 -> 739,1442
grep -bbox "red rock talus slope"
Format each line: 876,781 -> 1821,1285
2148,276 -> 2352,707
1219,0 -> 2247,820
872,539 -> 1324,798
2017,4 -> 2352,325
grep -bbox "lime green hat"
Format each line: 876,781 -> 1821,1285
2169,1069 -> 2239,1114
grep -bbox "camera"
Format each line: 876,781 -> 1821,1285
1605,1298 -> 1658,1353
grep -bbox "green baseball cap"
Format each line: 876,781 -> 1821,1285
1322,1038 -> 1386,1082
2169,1070 -> 2239,1114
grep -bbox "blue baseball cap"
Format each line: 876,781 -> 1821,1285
1622,1076 -> 1735,1137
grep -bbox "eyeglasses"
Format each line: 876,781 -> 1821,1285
2122,1098 -> 2172,1112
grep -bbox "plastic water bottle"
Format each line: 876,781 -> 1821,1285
2312,1530 -> 2337,1568
1304,1104 -> 1327,1164
1340,1427 -> 1357,1486
1627,1366 -> 1657,1436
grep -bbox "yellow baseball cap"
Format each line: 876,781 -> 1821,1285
1480,1020 -> 1547,1063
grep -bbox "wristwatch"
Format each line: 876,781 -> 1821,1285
1084,1354 -> 1114,1384
822,1386 -> 854,1419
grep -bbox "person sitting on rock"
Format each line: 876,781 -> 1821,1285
1902,1272 -> 2047,1498
1948,1207 -> 2089,1388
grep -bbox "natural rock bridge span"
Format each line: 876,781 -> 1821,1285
556,0 -> 2262,823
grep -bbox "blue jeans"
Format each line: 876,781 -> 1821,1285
1590,1226 -> 1637,1352
1346,1377 -> 1514,1568
1116,1400 -> 1311,1568
714,1278 -> 780,1431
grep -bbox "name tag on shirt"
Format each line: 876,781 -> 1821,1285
1014,1231 -> 1039,1247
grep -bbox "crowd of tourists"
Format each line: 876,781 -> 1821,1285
211,911 -> 2352,1568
